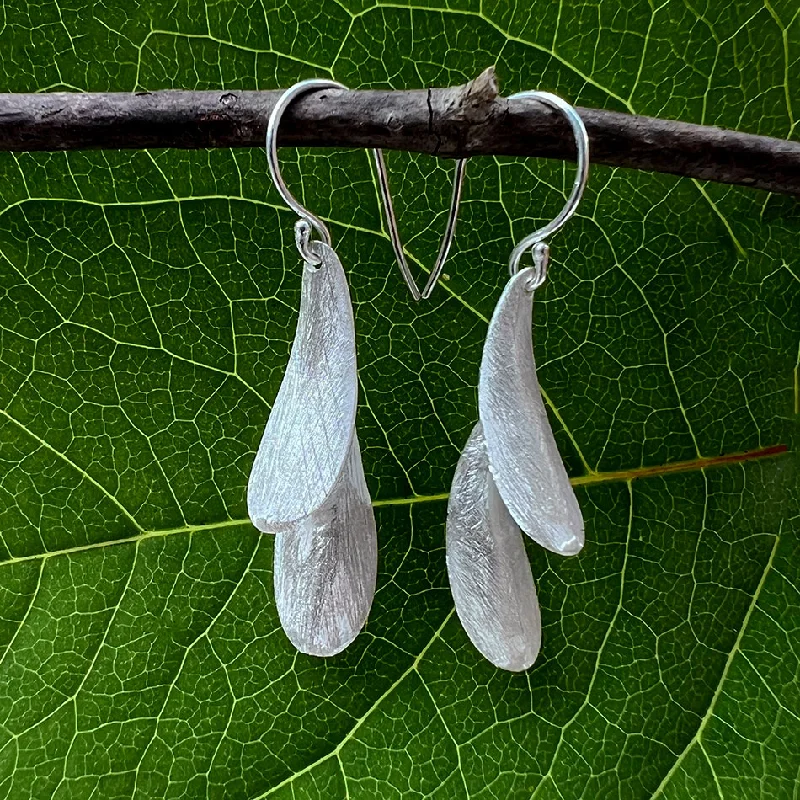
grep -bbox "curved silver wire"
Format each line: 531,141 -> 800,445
507,91 -> 589,282
266,78 -> 347,264
267,79 -> 463,299
373,152 -> 467,301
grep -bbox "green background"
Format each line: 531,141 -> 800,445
0,1 -> 797,797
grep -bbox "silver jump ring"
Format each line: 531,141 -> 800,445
266,79 -> 347,264
507,91 -> 589,281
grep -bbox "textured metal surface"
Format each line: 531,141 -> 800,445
274,434 -> 377,657
447,423 -> 541,672
247,242 -> 358,532
479,268 -> 584,556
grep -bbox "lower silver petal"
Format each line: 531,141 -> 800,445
274,434 -> 377,657
446,423 -> 541,672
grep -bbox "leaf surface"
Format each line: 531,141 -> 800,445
0,1 -> 797,797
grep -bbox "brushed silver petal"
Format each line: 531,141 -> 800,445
447,423 -> 541,672
478,268 -> 584,556
248,243 -> 358,532
274,434 -> 377,657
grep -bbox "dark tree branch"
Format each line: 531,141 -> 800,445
1,68 -> 798,196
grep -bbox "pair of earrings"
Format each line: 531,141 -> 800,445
247,79 -> 588,672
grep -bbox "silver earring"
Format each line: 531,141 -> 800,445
248,79 -> 379,657
446,91 -> 589,672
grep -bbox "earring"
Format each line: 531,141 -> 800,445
446,91 -> 589,672
248,79 -> 379,657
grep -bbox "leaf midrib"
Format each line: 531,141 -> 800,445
0,444 -> 788,567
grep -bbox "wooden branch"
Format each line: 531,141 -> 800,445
1,68 -> 798,196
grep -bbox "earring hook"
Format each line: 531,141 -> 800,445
266,78 -> 347,265
267,79 -> 464,301
507,91 -> 589,290
373,152 -> 467,301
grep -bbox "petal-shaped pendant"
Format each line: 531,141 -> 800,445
273,434 -> 378,657
446,423 -> 541,671
248,243 -> 358,532
478,268 -> 584,555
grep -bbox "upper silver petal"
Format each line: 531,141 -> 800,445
273,433 -> 377,657
247,243 -> 358,532
478,267 -> 584,556
447,423 -> 541,672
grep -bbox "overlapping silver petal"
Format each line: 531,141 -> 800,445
478,268 -> 584,556
446,423 -> 541,671
274,433 -> 377,656
247,242 -> 358,533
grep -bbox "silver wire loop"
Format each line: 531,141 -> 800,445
526,242 -> 549,292
507,91 -> 589,280
267,78 -> 463,298
373,151 -> 467,301
266,79 -> 347,264
294,219 -> 320,267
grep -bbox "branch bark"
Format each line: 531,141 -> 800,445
1,68 -> 798,197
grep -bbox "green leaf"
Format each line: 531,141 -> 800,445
0,1 -> 797,798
